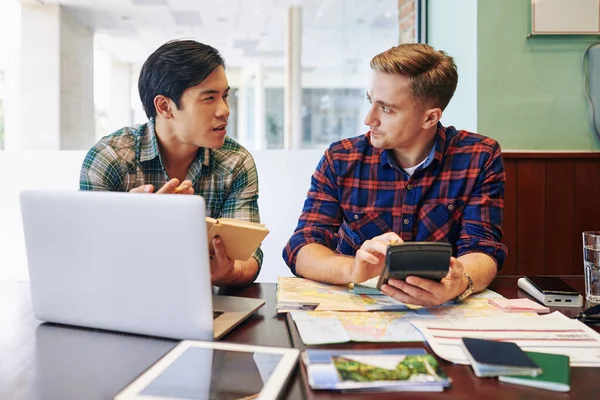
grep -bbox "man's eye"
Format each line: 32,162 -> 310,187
223,93 -> 230,99
381,105 -> 389,112
204,97 -> 214,101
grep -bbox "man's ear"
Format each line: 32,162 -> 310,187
422,107 -> 442,129
154,95 -> 172,119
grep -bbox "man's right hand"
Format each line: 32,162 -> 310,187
129,178 -> 194,194
351,232 -> 403,283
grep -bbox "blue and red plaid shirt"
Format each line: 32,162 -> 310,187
283,123 -> 507,275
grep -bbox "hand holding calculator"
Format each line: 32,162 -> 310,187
376,242 -> 452,290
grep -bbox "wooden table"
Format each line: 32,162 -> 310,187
285,275 -> 600,400
3,276 -> 598,399
0,282 -> 304,400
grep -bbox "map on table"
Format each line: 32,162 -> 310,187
290,310 -> 425,344
279,278 -> 527,345
276,277 -> 408,312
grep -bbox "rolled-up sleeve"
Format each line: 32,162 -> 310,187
456,142 -> 508,268
283,150 -> 343,275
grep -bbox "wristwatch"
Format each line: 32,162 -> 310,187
452,272 -> 474,303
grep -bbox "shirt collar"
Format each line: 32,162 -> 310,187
139,119 -> 211,169
432,122 -> 447,166
139,119 -> 160,162
379,122 -> 446,171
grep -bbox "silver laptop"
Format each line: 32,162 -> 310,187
19,190 -> 264,340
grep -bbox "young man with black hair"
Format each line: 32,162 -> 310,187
80,39 -> 262,286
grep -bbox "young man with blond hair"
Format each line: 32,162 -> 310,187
283,43 -> 506,306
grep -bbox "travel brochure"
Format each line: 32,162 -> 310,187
303,348 -> 450,392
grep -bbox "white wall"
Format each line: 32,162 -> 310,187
428,0 -> 478,133
0,149 -> 326,282
253,149 -> 325,281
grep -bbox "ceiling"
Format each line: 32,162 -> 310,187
22,0 -> 400,72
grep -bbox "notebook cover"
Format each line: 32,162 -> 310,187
499,352 -> 570,392
206,217 -> 269,261
461,338 -> 541,375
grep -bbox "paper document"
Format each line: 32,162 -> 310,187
410,311 -> 600,367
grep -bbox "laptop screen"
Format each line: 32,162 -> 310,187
139,347 -> 283,399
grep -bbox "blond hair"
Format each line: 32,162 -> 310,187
370,43 -> 458,111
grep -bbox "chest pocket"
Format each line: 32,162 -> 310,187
336,211 -> 393,256
344,211 -> 393,242
416,201 -> 464,242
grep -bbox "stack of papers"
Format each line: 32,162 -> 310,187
303,348 -> 450,392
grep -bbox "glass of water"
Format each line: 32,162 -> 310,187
583,231 -> 600,304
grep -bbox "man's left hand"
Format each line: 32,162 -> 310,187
210,237 -> 239,285
380,257 -> 467,306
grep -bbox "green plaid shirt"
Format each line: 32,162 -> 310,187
80,119 -> 263,268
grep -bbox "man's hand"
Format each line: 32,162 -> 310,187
351,232 -> 403,283
210,237 -> 239,286
129,178 -> 194,194
380,257 -> 467,306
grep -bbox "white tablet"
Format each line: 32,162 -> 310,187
114,341 -> 300,400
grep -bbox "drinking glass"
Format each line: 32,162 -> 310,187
583,231 -> 600,304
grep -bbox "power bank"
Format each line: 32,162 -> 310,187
517,277 -> 583,307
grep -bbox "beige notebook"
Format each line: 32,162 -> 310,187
205,217 -> 269,261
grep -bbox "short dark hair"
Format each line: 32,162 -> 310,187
138,39 -> 226,119
370,43 -> 458,111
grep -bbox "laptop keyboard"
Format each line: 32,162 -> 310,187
213,310 -> 224,319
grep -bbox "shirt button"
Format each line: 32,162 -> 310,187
354,214 -> 359,220
403,218 -> 409,225
448,204 -> 455,211
407,184 -> 413,190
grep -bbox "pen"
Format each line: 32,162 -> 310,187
236,394 -> 259,400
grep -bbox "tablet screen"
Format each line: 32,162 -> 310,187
139,347 -> 283,400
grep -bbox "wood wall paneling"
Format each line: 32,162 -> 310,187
500,152 -> 600,276
544,160 -> 574,275
501,160 -> 518,275
515,160 -> 547,275
572,160 -> 600,274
